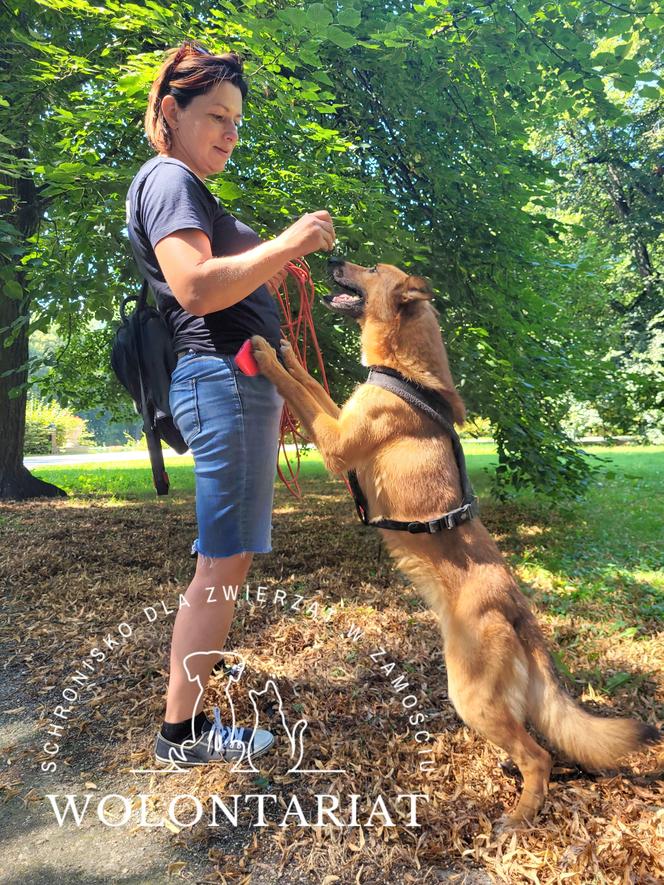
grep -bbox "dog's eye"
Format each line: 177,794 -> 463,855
368,266 -> 378,273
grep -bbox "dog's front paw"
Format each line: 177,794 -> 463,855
251,335 -> 280,378
280,339 -> 306,378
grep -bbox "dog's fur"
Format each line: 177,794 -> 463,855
251,259 -> 660,829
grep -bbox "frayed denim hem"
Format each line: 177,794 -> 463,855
191,539 -> 272,565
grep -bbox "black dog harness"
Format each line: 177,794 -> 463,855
347,366 -> 479,533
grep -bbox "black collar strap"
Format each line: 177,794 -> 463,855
347,366 -> 479,533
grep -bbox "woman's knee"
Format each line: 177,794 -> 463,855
191,550 -> 254,587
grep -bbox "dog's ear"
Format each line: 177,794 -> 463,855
399,275 -> 434,305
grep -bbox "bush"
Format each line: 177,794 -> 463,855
459,415 -> 493,438
561,399 -> 606,439
24,397 -> 95,455
77,407 -> 144,445
122,430 -> 149,450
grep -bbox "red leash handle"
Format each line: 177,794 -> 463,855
234,338 -> 260,376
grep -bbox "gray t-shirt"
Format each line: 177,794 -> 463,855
125,155 -> 282,355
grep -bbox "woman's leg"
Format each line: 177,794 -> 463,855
164,551 -> 254,723
164,353 -> 282,735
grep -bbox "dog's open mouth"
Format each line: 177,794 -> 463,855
323,281 -> 366,318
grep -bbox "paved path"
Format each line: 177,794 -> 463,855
23,450 -> 185,468
24,436 -> 632,470
24,445 -> 313,469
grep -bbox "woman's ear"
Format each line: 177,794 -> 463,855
399,275 -> 434,305
160,93 -> 181,131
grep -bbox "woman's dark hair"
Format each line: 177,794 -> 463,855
145,39 -> 248,153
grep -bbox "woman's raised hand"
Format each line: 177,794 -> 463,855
277,210 -> 336,259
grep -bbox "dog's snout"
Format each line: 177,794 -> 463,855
327,255 -> 345,270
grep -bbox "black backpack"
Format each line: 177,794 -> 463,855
111,280 -> 188,495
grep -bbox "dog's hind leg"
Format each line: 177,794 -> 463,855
481,711 -> 551,830
445,623 -> 552,829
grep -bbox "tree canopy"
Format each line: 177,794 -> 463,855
2,0 -> 662,499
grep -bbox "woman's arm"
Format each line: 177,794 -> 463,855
155,210 -> 334,317
155,229 -> 291,317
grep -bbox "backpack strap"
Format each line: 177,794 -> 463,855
130,280 -> 170,495
119,280 -> 149,323
138,278 -> 149,308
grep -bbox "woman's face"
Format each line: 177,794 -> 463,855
160,79 -> 243,180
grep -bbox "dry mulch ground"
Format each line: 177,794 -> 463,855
0,473 -> 662,884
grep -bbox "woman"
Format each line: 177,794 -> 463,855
125,39 -> 336,767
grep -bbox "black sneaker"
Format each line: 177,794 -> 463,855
154,705 -> 275,768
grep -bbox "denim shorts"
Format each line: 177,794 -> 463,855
168,349 -> 284,560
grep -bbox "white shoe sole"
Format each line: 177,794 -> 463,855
154,731 -> 275,768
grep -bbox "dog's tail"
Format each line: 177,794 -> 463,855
527,643 -> 661,771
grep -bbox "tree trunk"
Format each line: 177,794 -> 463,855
0,282 -> 67,500
0,156 -> 66,501
606,163 -> 658,284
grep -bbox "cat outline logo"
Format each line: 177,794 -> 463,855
134,649 -> 345,776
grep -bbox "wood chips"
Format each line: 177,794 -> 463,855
0,476 -> 662,883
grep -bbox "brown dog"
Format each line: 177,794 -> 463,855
251,258 -> 660,829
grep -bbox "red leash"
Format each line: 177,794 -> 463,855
273,258 -> 352,499
236,258 -> 350,499
272,259 -> 326,497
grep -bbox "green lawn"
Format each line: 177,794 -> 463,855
29,440 -> 500,500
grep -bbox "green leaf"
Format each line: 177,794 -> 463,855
276,8 -> 307,29
337,8 -> 361,28
299,42 -> 322,66
639,84 -> 661,99
613,74 -> 636,92
617,59 -> 640,77
604,672 -> 632,692
550,649 -> 574,681
4,280 -> 23,300
591,52 -> 616,66
583,76 -> 605,93
605,16 -> 634,38
311,70 -> 334,87
325,26 -> 356,49
117,71 -> 149,97
214,180 -> 244,201
308,3 -> 333,28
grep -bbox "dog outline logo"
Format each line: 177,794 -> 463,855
133,649 -> 345,776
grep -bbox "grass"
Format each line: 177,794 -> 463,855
28,440 -> 498,501
26,445 -> 328,500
